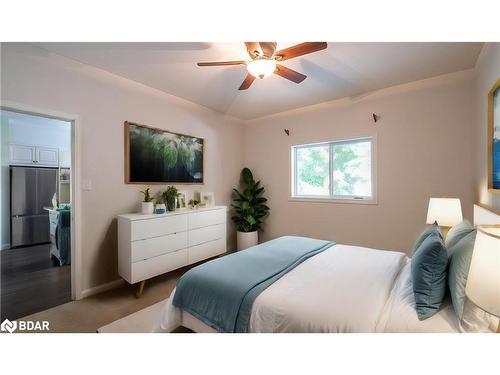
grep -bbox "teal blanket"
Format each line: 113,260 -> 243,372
172,236 -> 334,332
55,209 -> 71,265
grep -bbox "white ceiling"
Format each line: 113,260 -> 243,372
34,42 -> 483,120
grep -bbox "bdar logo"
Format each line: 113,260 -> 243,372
1,319 -> 17,333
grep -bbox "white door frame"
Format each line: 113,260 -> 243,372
1,101 -> 84,300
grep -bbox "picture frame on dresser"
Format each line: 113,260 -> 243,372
117,206 -> 227,297
177,190 -> 189,209
488,78 -> 500,192
200,191 -> 215,207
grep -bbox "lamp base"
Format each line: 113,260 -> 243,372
439,226 -> 450,239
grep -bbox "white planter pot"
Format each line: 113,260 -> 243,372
141,202 -> 154,214
237,231 -> 258,251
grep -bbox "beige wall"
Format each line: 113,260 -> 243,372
0,43 -> 245,292
0,42 -> 489,293
243,71 -> 476,254
474,43 -> 500,211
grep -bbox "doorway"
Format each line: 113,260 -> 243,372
1,108 -> 78,320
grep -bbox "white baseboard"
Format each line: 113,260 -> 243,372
80,279 -> 125,299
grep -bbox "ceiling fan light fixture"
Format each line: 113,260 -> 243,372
247,58 -> 276,79
197,42 -> 327,90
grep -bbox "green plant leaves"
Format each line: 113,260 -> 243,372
140,187 -> 153,202
155,138 -> 178,169
162,186 -> 178,210
241,168 -> 254,185
231,168 -> 270,232
177,136 -> 197,171
130,125 -> 202,179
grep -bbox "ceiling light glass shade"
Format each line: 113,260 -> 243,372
247,59 -> 276,79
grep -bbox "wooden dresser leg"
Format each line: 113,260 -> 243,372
135,280 -> 146,298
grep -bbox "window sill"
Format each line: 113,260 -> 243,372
288,196 -> 378,205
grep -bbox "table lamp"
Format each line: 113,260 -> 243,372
426,198 -> 463,237
465,225 -> 500,333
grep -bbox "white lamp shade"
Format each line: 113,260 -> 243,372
465,226 -> 500,317
426,198 -> 463,227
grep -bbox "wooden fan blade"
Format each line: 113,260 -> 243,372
274,64 -> 307,83
259,42 -> 277,58
238,74 -> 256,90
244,42 -> 262,58
197,61 -> 245,66
274,42 -> 327,61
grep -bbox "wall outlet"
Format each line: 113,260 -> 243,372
82,179 -> 92,191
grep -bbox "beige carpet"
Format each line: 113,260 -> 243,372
20,266 -> 192,333
97,299 -> 166,333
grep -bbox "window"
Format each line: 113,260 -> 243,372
291,137 -> 375,202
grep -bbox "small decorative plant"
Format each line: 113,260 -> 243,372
163,186 -> 178,211
188,199 -> 200,209
231,168 -> 270,233
140,188 -> 153,202
140,187 -> 154,214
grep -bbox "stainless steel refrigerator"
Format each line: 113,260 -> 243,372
10,166 -> 58,247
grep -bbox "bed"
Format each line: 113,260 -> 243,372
154,204 -> 498,333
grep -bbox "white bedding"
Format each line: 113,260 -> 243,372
376,262 -> 460,332
155,243 -> 460,333
248,244 -> 405,332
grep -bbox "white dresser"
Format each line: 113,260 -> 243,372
118,206 -> 227,294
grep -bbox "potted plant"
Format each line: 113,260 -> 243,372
155,195 -> 166,214
162,186 -> 178,211
188,199 -> 200,209
140,187 -> 154,214
231,168 -> 270,251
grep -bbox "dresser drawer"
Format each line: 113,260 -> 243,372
131,231 -> 187,262
188,208 -> 226,229
131,249 -> 188,283
131,214 -> 187,241
188,238 -> 226,264
188,223 -> 225,247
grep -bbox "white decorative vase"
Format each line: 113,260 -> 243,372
237,231 -> 258,251
141,202 -> 154,214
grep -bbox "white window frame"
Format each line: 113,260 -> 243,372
290,136 -> 377,204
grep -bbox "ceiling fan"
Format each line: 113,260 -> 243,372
197,42 -> 327,90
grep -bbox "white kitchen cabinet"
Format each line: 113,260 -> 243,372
9,144 -> 59,167
9,144 -> 36,165
37,147 -> 59,166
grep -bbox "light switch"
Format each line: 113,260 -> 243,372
82,179 -> 92,191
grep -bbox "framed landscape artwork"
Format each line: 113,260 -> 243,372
488,79 -> 500,192
124,121 -> 204,184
